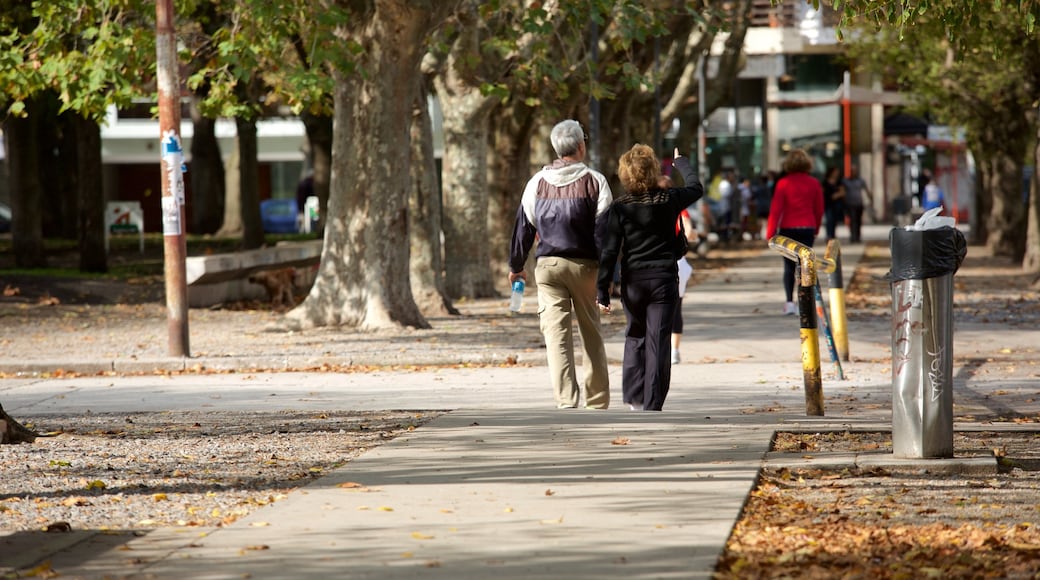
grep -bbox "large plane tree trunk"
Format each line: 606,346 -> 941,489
216,142 -> 242,237
5,105 -> 47,268
301,111 -> 333,234
189,100 -> 225,235
1025,129 -> 1040,280
286,0 -> 462,330
975,118 -> 1028,261
410,80 -> 458,317
435,38 -> 498,299
76,116 -> 107,273
236,117 -> 265,250
487,101 -> 537,282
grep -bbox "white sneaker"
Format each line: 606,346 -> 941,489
783,302 -> 797,315
671,351 -> 680,364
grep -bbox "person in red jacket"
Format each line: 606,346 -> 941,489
766,149 -> 824,315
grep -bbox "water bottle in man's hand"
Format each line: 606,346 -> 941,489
509,280 -> 525,313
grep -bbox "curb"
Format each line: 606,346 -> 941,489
763,451 -> 996,475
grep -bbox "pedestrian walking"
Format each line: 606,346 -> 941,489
596,145 -> 703,411
671,209 -> 696,365
766,149 -> 824,315
508,119 -> 613,410
842,164 -> 871,244
922,180 -> 946,212
658,175 -> 697,366
821,165 -> 845,241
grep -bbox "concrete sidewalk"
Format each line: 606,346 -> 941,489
1,224 -> 1024,579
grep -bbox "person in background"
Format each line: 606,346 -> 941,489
658,175 -> 696,365
766,149 -> 824,316
737,175 -> 753,240
672,207 -> 696,365
718,169 -> 735,242
916,167 -> 933,207
509,119 -> 613,410
821,165 -> 845,241
295,170 -> 316,231
751,172 -> 774,240
296,170 -> 314,212
922,179 -> 946,212
597,145 -> 703,411
842,164 -> 871,244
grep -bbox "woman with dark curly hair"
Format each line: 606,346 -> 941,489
597,144 -> 703,411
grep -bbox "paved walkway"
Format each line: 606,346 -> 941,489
2,224 -> 1035,579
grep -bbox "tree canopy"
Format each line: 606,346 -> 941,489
836,0 -> 1039,261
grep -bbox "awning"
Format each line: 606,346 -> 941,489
768,82 -> 905,107
884,113 -> 928,136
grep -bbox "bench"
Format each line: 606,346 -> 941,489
185,240 -> 322,307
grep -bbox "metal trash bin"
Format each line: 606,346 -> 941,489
888,226 -> 967,458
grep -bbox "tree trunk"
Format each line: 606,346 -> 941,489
410,80 -> 458,317
4,108 -> 47,268
76,117 -> 107,273
972,162 -> 990,246
979,153 -> 1027,260
1025,136 -> 1040,275
217,141 -> 242,237
286,0 -> 460,330
189,100 -> 225,235
236,117 -> 265,250
39,103 -> 79,239
0,403 -> 37,444
301,111 -> 333,234
487,101 -> 536,283
435,64 -> 498,299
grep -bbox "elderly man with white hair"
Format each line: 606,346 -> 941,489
508,119 -> 613,410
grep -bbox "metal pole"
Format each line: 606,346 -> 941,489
842,70 -> 852,177
156,0 -> 189,357
798,246 -> 825,416
769,235 -> 826,416
825,239 -> 849,361
813,279 -> 845,380
768,234 -> 836,274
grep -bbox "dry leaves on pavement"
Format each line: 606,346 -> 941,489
715,241 -> 1040,578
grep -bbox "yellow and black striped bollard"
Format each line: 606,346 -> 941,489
825,239 -> 849,362
769,235 -> 825,416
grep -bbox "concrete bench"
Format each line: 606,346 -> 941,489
185,240 -> 322,307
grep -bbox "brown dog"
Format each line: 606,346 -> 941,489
247,268 -> 296,308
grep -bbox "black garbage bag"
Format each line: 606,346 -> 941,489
887,226 -> 967,281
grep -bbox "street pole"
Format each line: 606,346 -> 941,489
156,0 -> 189,357
842,70 -> 851,177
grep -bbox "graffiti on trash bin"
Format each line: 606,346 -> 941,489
892,282 -> 923,377
893,281 -> 947,402
928,346 -> 946,402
